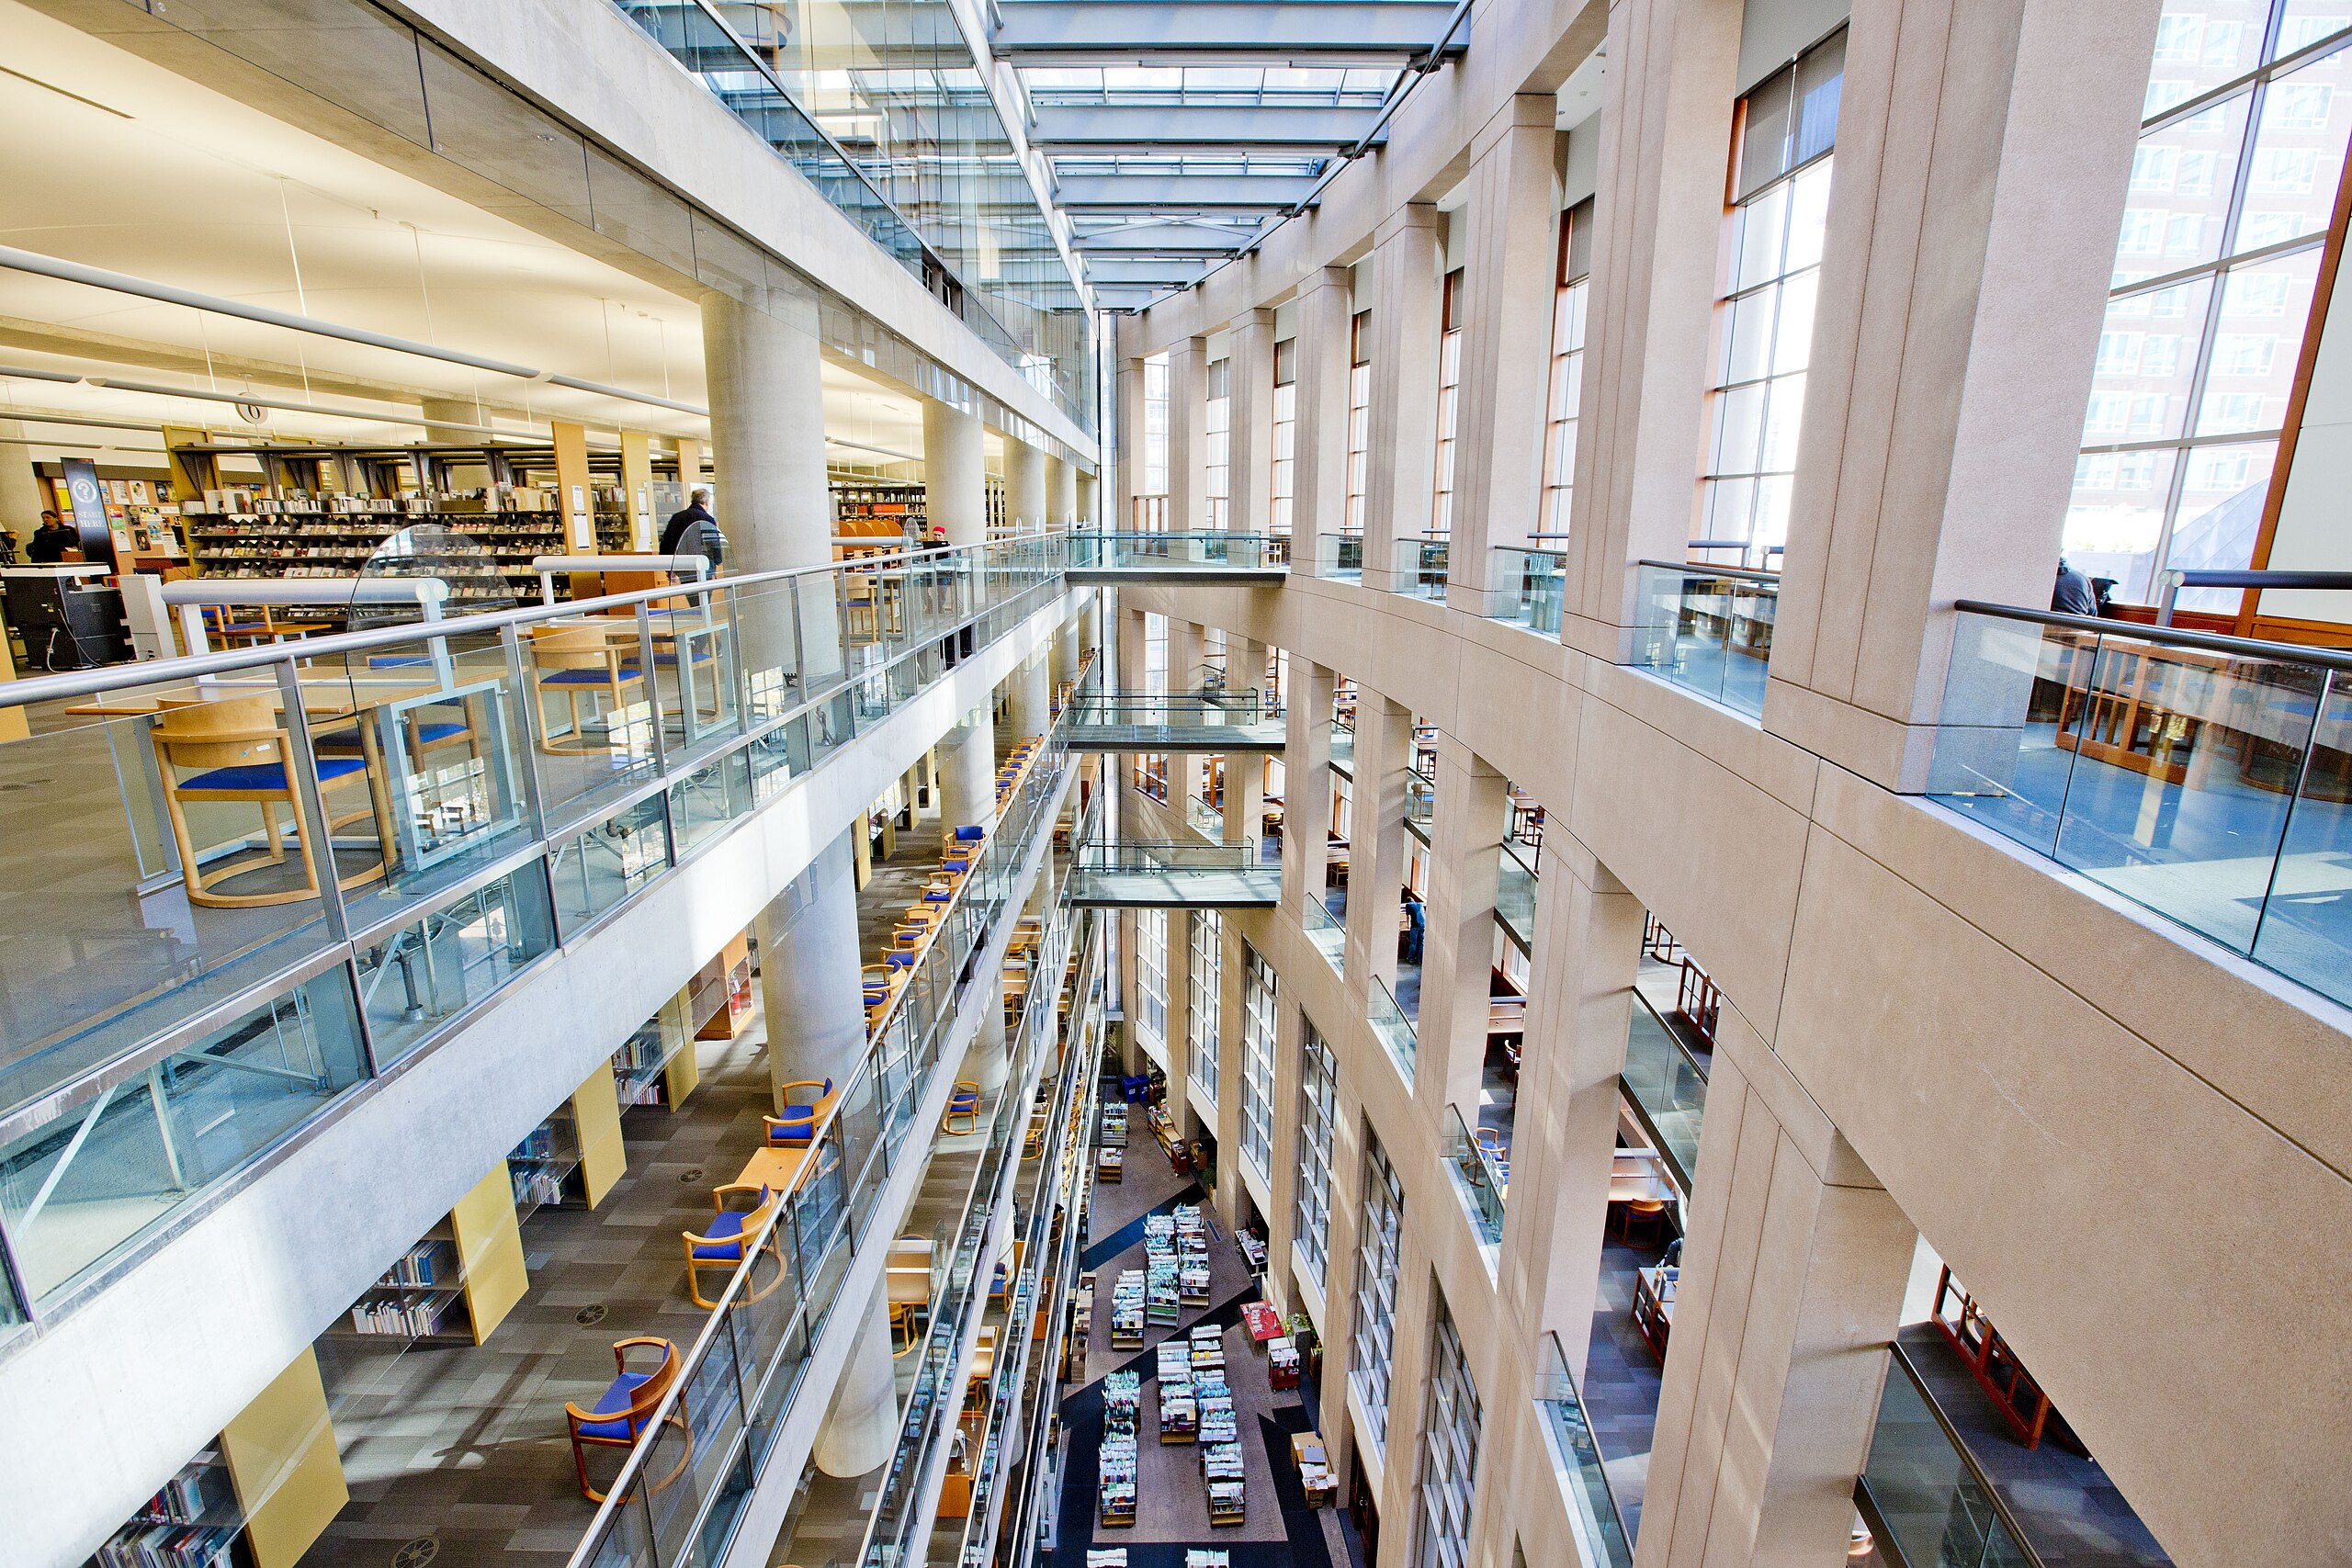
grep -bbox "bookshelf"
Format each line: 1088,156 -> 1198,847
509,1104 -> 583,1222
832,479 -> 926,540
93,1451 -> 242,1568
337,1227 -> 472,1344
691,933 -> 755,1041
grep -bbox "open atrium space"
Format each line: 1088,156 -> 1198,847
0,3 -> 2345,1568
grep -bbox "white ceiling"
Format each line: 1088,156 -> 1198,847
0,0 -> 934,463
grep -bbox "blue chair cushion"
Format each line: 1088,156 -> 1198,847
953,826 -> 985,841
574,1370 -> 654,1439
180,756 -> 368,793
692,1208 -> 752,1261
543,667 -> 640,685
315,720 -> 465,756
768,1110 -> 817,1143
949,1090 -> 978,1111
651,649 -> 715,667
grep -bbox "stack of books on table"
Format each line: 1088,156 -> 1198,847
1204,1443 -> 1247,1524
1190,1324 -> 1226,1372
1101,1371 -> 1141,1528
1157,1342 -> 1197,1442
1110,1270 -> 1147,1348
1147,1261 -> 1182,1325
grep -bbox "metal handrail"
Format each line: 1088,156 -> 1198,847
1871,1341 -> 2052,1568
2154,566 -> 2352,624
1637,557 -> 1783,586
1951,596 -> 2352,674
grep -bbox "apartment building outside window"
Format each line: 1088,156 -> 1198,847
1698,31 -> 1846,555
1294,1021 -> 1337,1284
1351,1132 -> 1406,1448
1431,268 -> 1465,536
1205,355 -> 1231,529
1272,337 -> 1298,536
1188,909 -> 1222,1098
2064,2 -> 2352,605
1345,309 -> 1373,533
1414,1297 -> 1483,1568
1238,945 -> 1276,1179
1539,199 -> 1594,539
1136,907 -> 1169,1059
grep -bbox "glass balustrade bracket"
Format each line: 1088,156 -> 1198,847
1930,601 -> 2352,1012
1629,559 -> 1777,720
0,541 -> 1080,1335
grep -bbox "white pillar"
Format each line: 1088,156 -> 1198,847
1292,267 -> 1355,568
1009,438 -> 1048,534
754,830 -> 867,1109
1227,310 -> 1277,535
1010,650 -> 1053,739
812,1277 -> 899,1476
1363,206 -> 1443,592
1168,336 -> 1209,533
937,704 -> 998,835
702,291 -> 831,574
924,399 -> 989,547
1049,455 -> 1079,532
0,422 -> 46,546
1115,356 -> 1147,527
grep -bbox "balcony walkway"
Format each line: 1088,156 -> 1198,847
1067,842 -> 1280,908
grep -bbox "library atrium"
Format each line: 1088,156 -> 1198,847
0,2 -> 2344,1568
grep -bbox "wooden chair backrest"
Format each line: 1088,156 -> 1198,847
620,1340 -> 680,1420
532,626 -> 627,671
153,694 -> 284,771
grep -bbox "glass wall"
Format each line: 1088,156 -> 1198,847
1351,1131 -> 1406,1449
1187,909 -> 1222,1099
1144,352 -> 1172,503
1238,944 -> 1276,1180
1415,1297 -> 1483,1568
1206,356 -> 1232,530
1294,1019 -> 1337,1286
1698,31 -> 1847,554
2063,1 -> 2352,604
1347,309 -> 1374,534
1273,337 -> 1298,536
1135,907 -> 1170,1060
1432,268 -> 1465,536
1540,199 -> 1595,539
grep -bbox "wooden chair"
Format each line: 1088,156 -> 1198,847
944,1080 -> 980,1134
529,626 -> 645,754
150,695 -> 384,908
565,1337 -> 687,1502
682,1184 -> 779,1308
764,1078 -> 836,1148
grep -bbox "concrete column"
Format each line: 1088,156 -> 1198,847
1049,454 -> 1079,532
1166,618 -> 1204,817
1560,0 -> 1741,658
1225,635 -> 1269,855
1076,469 -> 1097,530
1115,355 -> 1148,526
1363,206 -> 1443,592
1501,840 -> 1642,1373
1008,436 -> 1048,535
1168,336 -> 1210,533
1344,692 -> 1412,1005
1009,649 -> 1052,739
1634,1026 -> 1916,1568
812,1277 -> 898,1476
1052,610 -> 1082,694
1281,660 -> 1338,927
0,422 -> 46,546
1417,737 -> 1509,1115
1080,592 -> 1102,663
754,830 -> 867,1110
937,703 -> 998,834
1227,309 -> 1277,536
1764,0 -> 2160,791
923,398 -> 989,547
702,291 -> 831,575
1292,267 -> 1356,570
964,987 -> 1011,1093
1449,97 -> 1566,617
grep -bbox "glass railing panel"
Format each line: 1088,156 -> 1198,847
730,578 -> 808,727
1189,794 -> 1224,839
1927,611 -> 2091,857
1329,719 -> 1354,773
1369,973 -> 1417,1086
1441,1102 -> 1504,1253
352,860 -> 557,1065
0,964 -> 367,1307
644,583 -> 742,763
1396,538 -> 1449,599
519,614 -> 665,831
1317,532 -> 1364,582
548,794 -> 673,936
1621,992 -> 1705,1186
0,686 -> 344,1125
1497,845 -> 1538,951
1302,895 -> 1346,979
667,749 -> 755,857
1491,547 -> 1566,635
1630,562 -> 1776,720
2254,671 -> 2352,998
1860,1349 -> 2040,1568
1533,1332 -> 1634,1568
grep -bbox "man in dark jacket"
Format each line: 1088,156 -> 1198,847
660,489 -> 726,573
25,511 -> 76,564
2052,558 -> 2099,617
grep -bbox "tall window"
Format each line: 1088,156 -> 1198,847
1188,909 -> 1222,1098
1135,612 -> 1170,800
1205,356 -> 1232,530
1414,1299 -> 1483,1568
1540,199 -> 1594,538
1351,1132 -> 1405,1449
2065,2 -> 2352,605
1238,946 -> 1277,1179
1698,32 -> 1846,553
1135,907 -> 1169,1059
1345,310 -> 1374,533
1272,337 -> 1298,536
1432,267 -> 1465,536
1143,352 -> 1170,502
1294,1020 -> 1337,1284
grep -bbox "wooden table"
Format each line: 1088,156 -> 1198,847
737,1144 -> 816,1195
1632,1264 -> 1676,1360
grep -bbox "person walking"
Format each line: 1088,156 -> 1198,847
659,488 -> 727,574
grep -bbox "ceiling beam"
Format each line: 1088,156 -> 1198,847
991,0 -> 1463,63
1072,224 -> 1261,255
1051,172 -> 1322,210
1027,102 -> 1382,152
1080,257 -> 1216,286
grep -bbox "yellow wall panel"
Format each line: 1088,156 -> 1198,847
451,1161 -> 527,1344
220,1348 -> 346,1568
572,1059 -> 627,1209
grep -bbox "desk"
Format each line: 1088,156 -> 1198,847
1632,1264 -> 1676,1360
737,1145 -> 815,1194
1290,1435 -> 1333,1507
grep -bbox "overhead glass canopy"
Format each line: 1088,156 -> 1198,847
993,8 -> 1470,310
